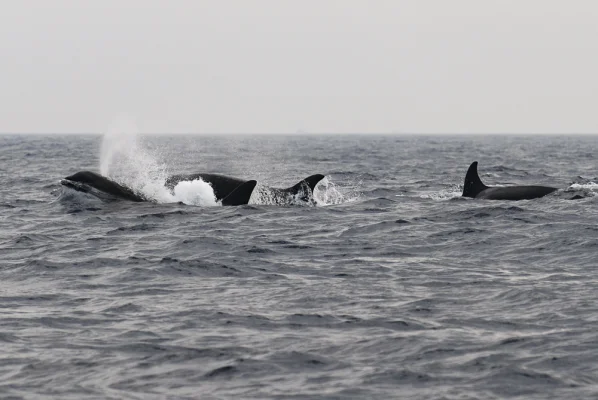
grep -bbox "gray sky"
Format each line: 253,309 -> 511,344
1,0 -> 597,134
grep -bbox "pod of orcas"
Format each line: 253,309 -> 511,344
60,161 -> 566,206
61,171 -> 325,206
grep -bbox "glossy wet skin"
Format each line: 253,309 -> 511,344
63,171 -> 146,202
475,185 -> 557,200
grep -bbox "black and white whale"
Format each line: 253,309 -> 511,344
462,161 -> 558,200
61,171 -> 257,206
165,173 -> 325,205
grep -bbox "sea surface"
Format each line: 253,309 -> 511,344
0,133 -> 597,399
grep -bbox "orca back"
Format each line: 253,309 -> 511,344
476,186 -> 557,200
63,171 -> 146,202
221,180 -> 257,206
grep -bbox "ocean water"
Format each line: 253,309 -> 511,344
0,133 -> 597,399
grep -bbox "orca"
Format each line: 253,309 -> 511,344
61,171 -> 257,206
61,171 -> 147,202
462,161 -> 558,200
166,173 -> 325,205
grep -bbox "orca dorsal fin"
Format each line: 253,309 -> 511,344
462,161 -> 488,198
221,180 -> 257,206
287,174 -> 325,194
303,174 -> 326,192
281,174 -> 325,203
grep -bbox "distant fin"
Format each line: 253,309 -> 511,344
221,180 -> 257,206
462,161 -> 488,198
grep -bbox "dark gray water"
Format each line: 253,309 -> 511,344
1,134 -> 597,399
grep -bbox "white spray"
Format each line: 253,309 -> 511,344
99,118 -> 218,206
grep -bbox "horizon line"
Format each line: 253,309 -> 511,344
1,132 -> 597,136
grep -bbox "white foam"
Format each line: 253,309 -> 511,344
314,176 -> 360,205
569,182 -> 598,190
248,185 -> 279,206
164,179 -> 219,206
419,186 -> 463,200
248,185 -> 314,206
246,176 -> 358,206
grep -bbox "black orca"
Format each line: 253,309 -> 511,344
462,161 -> 558,200
165,173 -> 325,205
61,171 -> 257,206
61,171 -> 147,202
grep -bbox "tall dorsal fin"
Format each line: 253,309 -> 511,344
462,161 -> 488,198
221,180 -> 257,206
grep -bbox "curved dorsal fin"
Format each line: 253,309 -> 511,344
221,180 -> 257,206
302,174 -> 326,192
284,174 -> 325,202
287,174 -> 325,194
462,161 -> 488,198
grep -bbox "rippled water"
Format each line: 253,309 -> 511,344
1,134 -> 597,399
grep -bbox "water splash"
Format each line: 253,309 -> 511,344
246,176 -> 357,206
98,119 -> 218,206
249,184 -> 318,206
98,125 -> 357,207
565,182 -> 598,198
314,176 -> 360,205
247,185 -> 275,206
164,180 -> 218,206
99,118 -> 167,194
418,185 -> 463,200
568,182 -> 598,191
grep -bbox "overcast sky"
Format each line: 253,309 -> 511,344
1,0 -> 597,134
